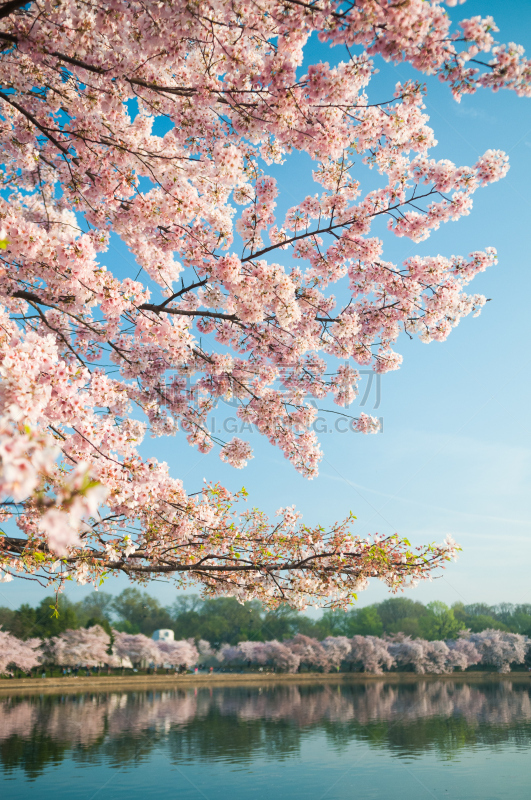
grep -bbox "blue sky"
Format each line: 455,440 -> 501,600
2,0 -> 530,615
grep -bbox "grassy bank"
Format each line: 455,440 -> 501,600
1,670 -> 530,695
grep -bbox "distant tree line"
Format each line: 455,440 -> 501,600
2,623 -> 530,678
1,591 -> 531,646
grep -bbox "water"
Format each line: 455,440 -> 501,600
1,679 -> 530,799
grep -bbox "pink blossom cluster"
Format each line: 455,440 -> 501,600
0,627 -> 42,675
321,0 -> 531,101
47,627 -> 201,670
113,631 -> 199,670
467,629 -> 529,674
350,635 -> 395,674
219,437 -> 254,470
387,631 -> 528,674
218,639 -> 302,673
0,0 -> 526,602
154,639 -> 199,670
389,637 -> 454,674
112,632 -> 163,668
49,624 -> 112,668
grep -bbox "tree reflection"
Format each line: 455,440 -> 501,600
1,681 -> 531,778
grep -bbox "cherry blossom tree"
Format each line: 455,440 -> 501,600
466,630 -> 529,673
197,639 -> 214,658
106,650 -> 133,670
236,641 -> 270,667
349,634 -> 394,674
446,637 -> 482,671
264,640 -> 301,673
388,636 -> 452,674
218,639 -> 292,670
156,638 -> 199,670
285,634 -> 331,671
216,643 -> 243,666
0,626 -> 42,674
2,625 -> 527,676
197,638 -> 215,666
322,635 -> 352,671
217,639 -> 299,672
49,624 -> 110,667
0,1 -> 528,606
212,632 -> 527,674
112,631 -> 161,669
217,640 -> 265,667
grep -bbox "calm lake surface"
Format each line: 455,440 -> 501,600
1,680 -> 530,799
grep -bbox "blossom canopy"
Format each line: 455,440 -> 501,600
0,0 -> 528,606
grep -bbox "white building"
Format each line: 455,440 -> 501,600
152,629 -> 174,642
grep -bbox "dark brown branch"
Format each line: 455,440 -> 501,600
0,0 -> 30,20
139,304 -> 239,322
148,278 -> 209,312
1,534 -> 426,576
9,288 -> 71,308
0,90 -> 70,154
242,190 -> 438,263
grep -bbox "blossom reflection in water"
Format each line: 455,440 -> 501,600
1,681 -> 531,760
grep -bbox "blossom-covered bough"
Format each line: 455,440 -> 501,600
0,1 -> 528,605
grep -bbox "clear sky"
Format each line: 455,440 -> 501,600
2,0 -> 530,615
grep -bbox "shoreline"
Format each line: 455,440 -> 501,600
1,670 -> 530,695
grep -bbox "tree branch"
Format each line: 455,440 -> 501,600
241,191 -> 438,262
139,304 -> 239,322
0,0 -> 30,20
0,90 -> 70,154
